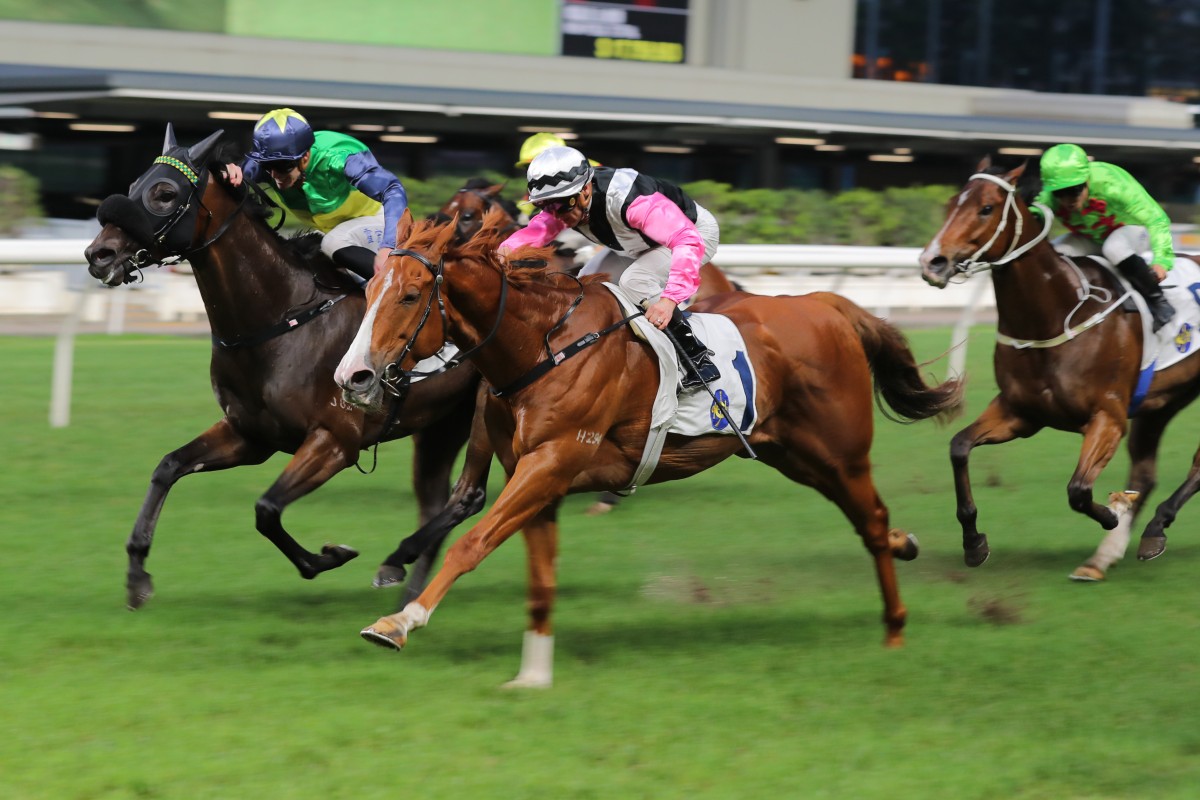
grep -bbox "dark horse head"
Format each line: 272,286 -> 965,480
432,179 -> 519,243
84,124 -> 224,286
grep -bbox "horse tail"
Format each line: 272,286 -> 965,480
812,292 -> 965,424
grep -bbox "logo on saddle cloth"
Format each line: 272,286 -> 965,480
1176,322 -> 1193,354
709,388 -> 731,430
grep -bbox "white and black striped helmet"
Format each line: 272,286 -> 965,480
527,146 -> 593,202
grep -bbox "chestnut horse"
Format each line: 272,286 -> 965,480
919,158 -> 1200,580
434,178 -> 739,303
335,208 -> 962,685
83,126 -> 480,609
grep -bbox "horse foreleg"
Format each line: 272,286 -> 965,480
126,419 -> 272,610
255,428 -> 359,580
361,447 -> 574,654
1073,413 -> 1169,578
376,384 -> 493,594
1066,411 -> 1126,531
950,399 -> 1037,567
504,503 -> 561,689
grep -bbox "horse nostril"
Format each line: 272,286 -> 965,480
349,369 -> 376,392
86,246 -> 115,268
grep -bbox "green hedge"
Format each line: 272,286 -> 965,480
0,165 -> 43,236
400,173 -> 960,247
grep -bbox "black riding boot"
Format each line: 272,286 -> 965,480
665,307 -> 720,389
1117,254 -> 1175,332
332,246 -> 376,284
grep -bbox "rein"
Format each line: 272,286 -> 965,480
490,275 -> 642,398
956,172 -> 1132,349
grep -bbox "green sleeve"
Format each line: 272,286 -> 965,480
1092,163 -> 1175,270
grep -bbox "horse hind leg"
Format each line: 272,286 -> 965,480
759,441 -> 909,647
1138,443 -> 1200,561
126,419 -> 272,610
255,429 -> 360,580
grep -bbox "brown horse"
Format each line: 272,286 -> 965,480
334,208 -> 962,685
919,158 -> 1200,579
434,177 -> 739,303
82,126 -> 481,609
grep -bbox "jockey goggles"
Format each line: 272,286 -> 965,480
261,158 -> 302,173
533,193 -> 580,216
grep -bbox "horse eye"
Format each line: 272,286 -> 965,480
400,289 -> 420,305
979,205 -> 994,217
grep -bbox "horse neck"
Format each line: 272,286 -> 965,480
185,197 -> 320,341
441,255 -> 565,388
989,232 -> 1091,340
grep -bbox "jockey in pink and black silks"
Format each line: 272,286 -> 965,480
225,108 -> 409,280
499,145 -> 721,389
1033,143 -> 1176,331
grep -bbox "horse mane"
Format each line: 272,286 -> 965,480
204,148 -> 356,292
449,207 -> 606,288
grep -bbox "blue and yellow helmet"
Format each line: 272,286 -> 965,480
247,108 -> 315,162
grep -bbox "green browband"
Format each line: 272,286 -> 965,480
154,156 -> 200,184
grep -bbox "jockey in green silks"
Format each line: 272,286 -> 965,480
1033,143 -> 1176,332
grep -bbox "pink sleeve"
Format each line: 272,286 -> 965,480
499,211 -> 567,253
625,194 -> 706,304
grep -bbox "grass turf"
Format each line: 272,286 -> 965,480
2,328 -> 1200,799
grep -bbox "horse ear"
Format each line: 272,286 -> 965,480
187,129 -> 225,166
395,208 -> 414,245
1006,161 -> 1027,182
486,183 -> 506,197
432,212 -> 459,254
163,123 -> 178,154
975,154 -> 992,173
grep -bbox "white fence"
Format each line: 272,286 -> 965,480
1,240 -> 995,427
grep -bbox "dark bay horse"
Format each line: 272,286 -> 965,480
434,178 -> 740,304
83,126 -> 480,609
919,158 -> 1200,580
334,208 -> 962,685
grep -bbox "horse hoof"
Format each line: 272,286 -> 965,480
373,564 -> 408,588
321,544 -> 360,567
502,674 -> 553,690
126,577 -> 154,611
889,529 -> 919,561
1069,564 -> 1105,582
360,626 -> 406,651
584,501 -> 615,517
1137,536 -> 1167,561
964,535 -> 990,568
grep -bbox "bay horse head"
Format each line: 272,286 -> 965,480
433,180 -> 513,243
335,208 -> 468,409
84,124 -> 225,286
919,156 -> 1044,288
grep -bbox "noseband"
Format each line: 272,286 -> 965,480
954,172 -> 1054,277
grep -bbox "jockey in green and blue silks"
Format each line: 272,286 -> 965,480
226,108 -> 408,280
1032,143 -> 1176,332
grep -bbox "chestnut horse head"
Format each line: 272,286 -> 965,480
338,209 -> 965,682
432,179 -> 518,243
919,155 -> 1200,582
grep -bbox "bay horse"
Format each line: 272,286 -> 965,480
334,208 -> 963,686
434,177 -> 740,304
83,126 -> 481,610
919,157 -> 1200,580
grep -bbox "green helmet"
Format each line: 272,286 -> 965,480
516,132 -> 567,167
1040,143 -> 1091,193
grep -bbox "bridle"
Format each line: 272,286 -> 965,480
131,161 -> 254,274
379,247 -> 511,397
952,172 -> 1054,278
